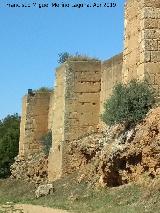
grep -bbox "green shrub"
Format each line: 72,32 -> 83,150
40,131 -> 52,155
102,80 -> 156,128
0,114 -> 20,178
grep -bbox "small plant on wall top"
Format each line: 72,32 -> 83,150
34,87 -> 53,92
102,80 -> 156,129
57,52 -> 98,64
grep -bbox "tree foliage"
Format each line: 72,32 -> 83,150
102,80 -> 155,128
0,114 -> 20,178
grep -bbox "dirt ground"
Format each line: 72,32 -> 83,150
0,204 -> 70,213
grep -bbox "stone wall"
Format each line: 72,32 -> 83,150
48,60 -> 101,181
142,0 -> 160,95
122,0 -> 142,82
19,92 -> 51,158
100,53 -> 123,114
19,95 -> 28,157
48,92 -> 54,130
123,0 -> 160,95
17,0 -> 160,183
63,60 -> 101,175
48,64 -> 66,180
49,0 -> 160,179
65,60 -> 101,141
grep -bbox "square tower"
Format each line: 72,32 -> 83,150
48,60 -> 101,181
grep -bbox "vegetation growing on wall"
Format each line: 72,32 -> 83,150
0,114 -> 20,178
102,80 -> 156,128
34,87 -> 53,92
40,131 -> 52,155
58,52 -> 98,64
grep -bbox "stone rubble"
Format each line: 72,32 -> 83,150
35,183 -> 54,198
10,152 -> 48,184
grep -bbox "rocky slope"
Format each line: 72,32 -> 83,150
10,107 -> 160,187
67,107 -> 160,187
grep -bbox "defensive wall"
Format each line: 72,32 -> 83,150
123,0 -> 160,93
48,60 -> 101,180
18,0 -> 160,181
100,53 -> 123,113
19,91 -> 53,158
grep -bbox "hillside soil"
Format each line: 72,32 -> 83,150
66,107 -> 160,187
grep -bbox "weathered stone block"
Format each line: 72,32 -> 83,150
144,39 -> 158,51
144,7 -> 160,19
144,29 -> 160,39
151,51 -> 160,62
144,0 -> 160,8
145,62 -> 160,75
144,18 -> 158,29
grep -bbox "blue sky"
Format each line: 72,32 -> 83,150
0,0 -> 125,119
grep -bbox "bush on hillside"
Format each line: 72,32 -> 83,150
40,131 -> 52,155
102,80 -> 156,128
0,114 -> 20,178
